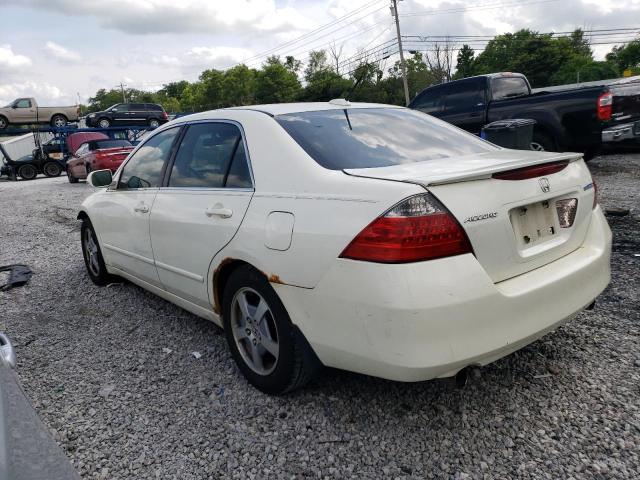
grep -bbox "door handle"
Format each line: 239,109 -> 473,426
134,204 -> 149,213
205,207 -> 233,218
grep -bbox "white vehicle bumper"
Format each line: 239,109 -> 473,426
274,207 -> 612,382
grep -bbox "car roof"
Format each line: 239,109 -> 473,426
223,101 -> 403,116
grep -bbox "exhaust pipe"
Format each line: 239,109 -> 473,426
455,368 -> 468,389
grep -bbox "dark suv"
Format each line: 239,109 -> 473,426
85,103 -> 168,129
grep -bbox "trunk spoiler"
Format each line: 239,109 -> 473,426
343,151 -> 583,187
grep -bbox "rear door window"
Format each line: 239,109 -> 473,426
118,127 -> 180,189
443,80 -> 485,113
275,108 -> 496,170
167,122 -> 251,189
410,85 -> 446,114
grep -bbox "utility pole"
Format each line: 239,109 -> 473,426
391,0 -> 410,106
119,82 -> 127,102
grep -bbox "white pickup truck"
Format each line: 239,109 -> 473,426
0,97 -> 79,129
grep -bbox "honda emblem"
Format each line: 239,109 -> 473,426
539,177 -> 550,193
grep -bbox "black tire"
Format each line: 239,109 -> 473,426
148,118 -> 160,128
98,118 -> 111,128
222,265 -> 320,394
43,161 -> 62,177
67,170 -> 79,183
17,164 -> 37,180
80,218 -> 116,286
530,131 -> 557,152
50,114 -> 68,128
0,116 -> 7,130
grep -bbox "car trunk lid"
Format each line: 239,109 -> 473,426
344,150 -> 595,282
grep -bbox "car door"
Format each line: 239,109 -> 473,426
149,121 -> 254,308
128,103 -> 147,125
94,127 -> 182,287
439,78 -> 487,134
110,104 -> 130,126
12,99 -> 36,123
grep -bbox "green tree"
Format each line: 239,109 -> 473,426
255,56 -> 302,103
454,45 -> 475,79
222,65 -> 256,106
551,57 -> 619,85
606,40 -> 640,72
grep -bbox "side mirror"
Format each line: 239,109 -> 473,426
0,333 -> 16,368
87,169 -> 113,188
11,105 -> 17,109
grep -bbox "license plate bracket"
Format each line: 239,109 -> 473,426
509,200 -> 557,248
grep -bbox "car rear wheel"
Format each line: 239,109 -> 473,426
0,116 -> 8,130
43,161 -> 62,177
51,115 -> 68,128
98,118 -> 111,128
17,164 -> 37,180
530,131 -> 557,152
81,218 -> 116,285
149,118 -> 160,128
222,265 -> 320,394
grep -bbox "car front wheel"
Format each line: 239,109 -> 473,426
81,218 -> 116,285
98,118 -> 111,128
222,265 -> 320,394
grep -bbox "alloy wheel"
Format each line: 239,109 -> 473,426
530,141 -> 545,151
83,228 -> 101,277
230,287 -> 279,376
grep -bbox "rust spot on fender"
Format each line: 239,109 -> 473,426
268,274 -> 283,284
212,257 -> 235,314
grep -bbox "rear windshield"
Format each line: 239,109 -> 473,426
275,108 -> 496,170
491,77 -> 529,100
93,140 -> 132,149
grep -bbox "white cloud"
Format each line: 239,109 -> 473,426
6,0 -> 314,36
44,41 -> 82,63
0,81 -> 73,107
0,44 -> 32,69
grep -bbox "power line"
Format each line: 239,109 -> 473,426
240,0 -> 388,65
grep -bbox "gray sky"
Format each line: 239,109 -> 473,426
0,0 -> 638,106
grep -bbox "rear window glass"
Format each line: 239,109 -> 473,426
492,77 -> 529,100
92,140 -> 132,149
275,108 -> 496,170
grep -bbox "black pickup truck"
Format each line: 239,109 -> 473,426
409,72 -> 640,156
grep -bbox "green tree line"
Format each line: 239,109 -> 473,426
85,29 -> 640,114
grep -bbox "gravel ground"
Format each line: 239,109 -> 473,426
1,151 -> 639,480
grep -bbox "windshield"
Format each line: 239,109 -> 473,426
275,108 -> 497,170
94,140 -> 132,149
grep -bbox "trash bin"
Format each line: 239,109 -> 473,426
480,118 -> 536,150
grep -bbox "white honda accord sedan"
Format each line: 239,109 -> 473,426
78,101 -> 612,394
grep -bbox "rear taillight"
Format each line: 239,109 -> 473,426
597,92 -> 612,121
340,194 -> 473,263
163,111 -> 169,120
492,161 -> 569,180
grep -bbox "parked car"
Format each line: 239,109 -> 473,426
0,332 -> 81,480
66,139 -> 133,183
408,73 -> 640,157
0,97 -> 79,129
85,103 -> 169,129
0,143 -> 63,180
66,132 -> 110,156
78,102 -> 611,394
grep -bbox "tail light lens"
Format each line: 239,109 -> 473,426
340,194 -> 473,263
597,92 -> 612,121
163,111 -> 169,120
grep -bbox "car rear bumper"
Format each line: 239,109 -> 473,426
274,207 -> 612,382
602,120 -> 640,143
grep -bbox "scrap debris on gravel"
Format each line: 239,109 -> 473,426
0,151 -> 638,479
